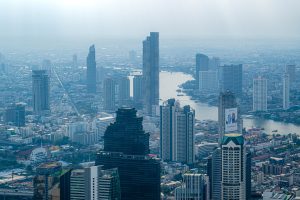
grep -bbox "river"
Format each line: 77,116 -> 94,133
159,71 -> 300,135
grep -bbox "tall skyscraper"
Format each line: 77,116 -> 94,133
208,148 -> 222,200
209,56 -> 221,71
218,91 -> 241,140
221,133 -> 246,200
143,32 -> 159,115
283,73 -> 290,110
285,64 -> 296,83
160,99 -> 195,164
5,103 -> 25,127
103,78 -> 116,111
175,173 -> 208,200
133,75 -> 144,106
70,166 -> 121,200
219,64 -> 243,98
253,76 -> 267,111
195,54 -> 209,89
96,108 -> 161,200
117,76 -> 130,107
86,45 -> 97,93
32,70 -> 50,114
199,71 -> 219,93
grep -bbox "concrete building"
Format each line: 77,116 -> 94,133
199,71 -> 218,93
103,78 -> 116,111
195,54 -> 209,89
143,32 -> 159,115
160,99 -> 195,164
133,75 -> 144,106
253,76 -> 267,111
86,45 -> 97,93
219,64 -> 243,98
32,70 -> 50,114
283,73 -> 290,110
221,133 -> 246,200
117,76 -> 130,107
5,103 -> 25,127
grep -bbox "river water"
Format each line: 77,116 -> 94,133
160,71 -> 300,135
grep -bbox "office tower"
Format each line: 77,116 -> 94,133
160,99 -> 195,164
103,78 -> 116,111
32,70 -> 50,114
96,108 -> 161,200
5,103 -> 25,127
199,71 -> 218,93
42,59 -> 52,76
72,54 -> 78,68
283,73 -> 290,110
253,76 -> 267,111
207,148 -> 222,200
133,75 -> 144,106
218,91 -> 241,140
86,45 -> 97,93
195,54 -> 209,89
143,32 -> 159,115
175,173 -> 208,200
70,166 -> 121,200
285,64 -> 296,83
117,76 -> 130,107
246,153 -> 252,200
221,133 -> 246,200
219,64 -> 243,98
209,57 -> 220,71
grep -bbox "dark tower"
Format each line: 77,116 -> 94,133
96,108 -> 161,200
86,45 -> 96,93
195,54 -> 209,89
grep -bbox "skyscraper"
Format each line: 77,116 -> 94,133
285,64 -> 296,83
221,133 -> 246,200
133,75 -> 144,106
209,148 -> 222,200
253,76 -> 267,111
209,56 -> 221,71
219,64 -> 243,98
160,99 -> 195,164
175,173 -> 208,200
86,45 -> 96,93
96,108 -> 161,200
199,71 -> 219,93
103,78 -> 116,111
32,70 -> 50,114
218,91 -> 241,140
195,54 -> 209,89
143,32 -> 159,115
283,73 -> 290,110
5,103 -> 25,127
70,166 -> 121,200
117,76 -> 130,107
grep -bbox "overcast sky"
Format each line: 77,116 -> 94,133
1,0 -> 300,44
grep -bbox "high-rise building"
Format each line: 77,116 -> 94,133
143,32 -> 159,115
160,99 -> 195,164
117,76 -> 130,107
283,73 -> 290,110
246,153 -> 252,200
219,64 -> 243,98
221,133 -> 246,200
253,76 -> 267,111
70,166 -> 121,200
210,148 -> 222,200
218,91 -> 241,140
209,57 -> 220,71
133,75 -> 144,106
86,45 -> 97,93
195,54 -> 209,89
199,71 -> 219,93
32,70 -> 50,114
42,59 -> 52,76
175,173 -> 208,200
5,103 -> 25,127
96,108 -> 161,200
103,78 -> 116,111
285,64 -> 296,83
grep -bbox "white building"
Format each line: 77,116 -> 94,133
253,76 -> 267,111
160,99 -> 195,164
175,173 -> 208,200
221,133 -> 246,200
283,73 -> 290,110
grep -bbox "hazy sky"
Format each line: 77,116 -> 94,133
1,0 -> 300,44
